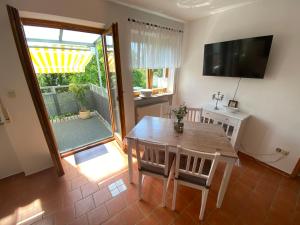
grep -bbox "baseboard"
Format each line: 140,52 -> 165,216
291,158 -> 300,178
0,172 -> 25,182
238,151 -> 291,178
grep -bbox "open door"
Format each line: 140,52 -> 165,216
102,23 -> 126,147
6,5 -> 64,176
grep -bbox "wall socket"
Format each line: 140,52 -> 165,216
276,148 -> 289,156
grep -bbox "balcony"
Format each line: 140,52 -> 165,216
41,83 -> 113,153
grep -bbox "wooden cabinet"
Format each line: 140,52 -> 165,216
201,105 -> 250,151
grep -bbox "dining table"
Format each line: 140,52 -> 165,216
125,116 -> 238,208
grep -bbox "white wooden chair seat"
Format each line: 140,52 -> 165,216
177,173 -> 207,187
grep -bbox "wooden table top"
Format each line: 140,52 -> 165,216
126,116 -> 238,158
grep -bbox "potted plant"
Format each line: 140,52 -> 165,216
69,82 -> 91,119
172,104 -> 188,133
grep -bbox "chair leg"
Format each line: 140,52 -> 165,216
199,189 -> 209,220
167,159 -> 175,190
138,172 -> 143,200
171,180 -> 178,211
162,179 -> 167,207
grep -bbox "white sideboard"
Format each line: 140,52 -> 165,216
201,105 -> 250,151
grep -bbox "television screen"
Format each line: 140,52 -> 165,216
203,35 -> 273,78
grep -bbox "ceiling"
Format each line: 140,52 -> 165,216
109,0 -> 260,22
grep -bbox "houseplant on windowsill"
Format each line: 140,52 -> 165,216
69,82 -> 91,119
172,104 -> 188,133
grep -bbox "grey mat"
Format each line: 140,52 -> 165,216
74,144 -> 109,164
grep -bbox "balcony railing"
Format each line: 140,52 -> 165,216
40,83 -> 111,126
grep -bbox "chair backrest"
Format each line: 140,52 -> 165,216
135,139 -> 170,176
174,146 -> 220,186
185,107 -> 202,122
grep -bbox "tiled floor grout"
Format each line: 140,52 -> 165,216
0,144 -> 300,225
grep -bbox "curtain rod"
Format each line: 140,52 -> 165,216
128,18 -> 183,33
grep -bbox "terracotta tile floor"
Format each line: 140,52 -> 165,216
1,141 -> 300,225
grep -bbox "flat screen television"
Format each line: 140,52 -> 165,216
203,35 -> 273,78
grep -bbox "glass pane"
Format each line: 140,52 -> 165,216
132,69 -> 147,91
23,25 -> 60,40
105,33 -> 122,139
62,30 -> 100,43
152,69 -> 167,88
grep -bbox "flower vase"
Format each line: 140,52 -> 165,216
174,121 -> 184,133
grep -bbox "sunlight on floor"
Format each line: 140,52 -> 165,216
63,141 -> 130,182
108,179 -> 127,197
0,199 -> 44,225
0,141 -> 138,225
16,199 -> 43,225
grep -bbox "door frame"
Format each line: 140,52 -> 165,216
6,5 -> 126,175
21,17 -> 126,152
102,24 -> 126,147
7,5 -> 64,176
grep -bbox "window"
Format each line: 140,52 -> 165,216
132,69 -> 147,91
152,69 -> 164,88
23,26 -> 60,40
132,68 -> 171,96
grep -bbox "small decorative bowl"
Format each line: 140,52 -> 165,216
140,89 -> 152,98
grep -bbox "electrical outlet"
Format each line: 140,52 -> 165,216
276,148 -> 289,156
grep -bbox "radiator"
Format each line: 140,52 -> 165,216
136,102 -> 170,122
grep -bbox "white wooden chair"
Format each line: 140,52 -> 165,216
169,106 -> 202,123
135,139 -> 175,207
171,146 -> 220,220
185,107 -> 202,122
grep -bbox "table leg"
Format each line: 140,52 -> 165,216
217,162 -> 234,208
127,140 -> 133,183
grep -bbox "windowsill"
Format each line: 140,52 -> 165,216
134,92 -> 173,101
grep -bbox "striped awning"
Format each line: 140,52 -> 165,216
29,46 -> 94,74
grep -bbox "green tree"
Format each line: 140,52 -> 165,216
132,69 -> 146,89
37,73 -> 70,87
83,41 -> 107,87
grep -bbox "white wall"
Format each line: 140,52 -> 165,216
175,0 -> 300,174
0,0 -> 183,178
0,126 -> 22,179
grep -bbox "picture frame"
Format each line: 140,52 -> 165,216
228,100 -> 238,108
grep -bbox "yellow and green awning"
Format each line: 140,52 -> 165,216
29,47 -> 94,74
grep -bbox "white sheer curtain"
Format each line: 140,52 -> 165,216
129,21 -> 183,69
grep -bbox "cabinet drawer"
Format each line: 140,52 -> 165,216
202,110 -> 238,126
219,116 -> 238,126
202,110 -> 218,119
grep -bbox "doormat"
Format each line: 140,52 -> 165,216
74,145 -> 108,164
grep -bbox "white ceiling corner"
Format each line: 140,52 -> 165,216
108,0 -> 262,22
108,0 -> 186,23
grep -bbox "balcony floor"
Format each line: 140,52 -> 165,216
51,115 -> 112,153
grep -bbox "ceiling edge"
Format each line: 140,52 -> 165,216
108,0 -> 186,23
